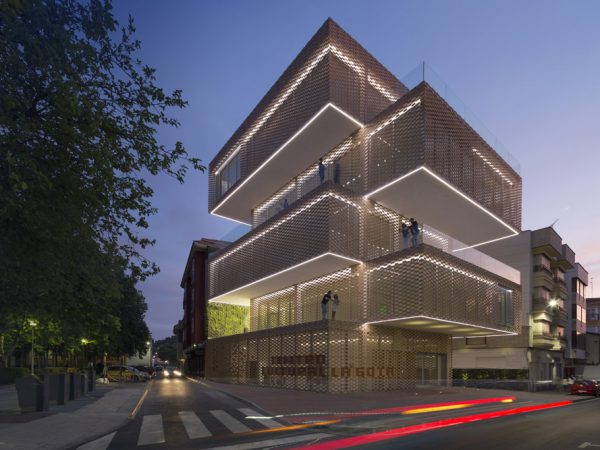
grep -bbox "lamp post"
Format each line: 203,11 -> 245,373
28,320 -> 37,376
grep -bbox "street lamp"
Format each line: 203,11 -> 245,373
549,299 -> 558,308
29,320 -> 37,376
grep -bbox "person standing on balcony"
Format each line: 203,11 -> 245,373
401,222 -> 410,249
331,293 -> 340,320
333,158 -> 341,184
410,218 -> 420,247
318,158 -> 326,184
321,290 -> 332,320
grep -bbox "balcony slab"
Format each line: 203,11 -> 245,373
212,103 -> 362,224
365,315 -> 517,337
209,252 -> 361,306
366,166 -> 518,248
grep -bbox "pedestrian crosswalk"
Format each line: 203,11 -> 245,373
77,407 -> 287,449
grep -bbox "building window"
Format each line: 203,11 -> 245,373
533,254 -> 551,273
589,307 -> 600,322
536,321 -> 550,335
558,326 -> 565,337
533,287 -> 550,301
217,153 -> 241,197
572,278 -> 586,297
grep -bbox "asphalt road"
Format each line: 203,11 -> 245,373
78,379 -> 600,450
84,377 -> 331,450
320,396 -> 600,450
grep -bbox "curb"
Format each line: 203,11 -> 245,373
65,382 -> 152,450
186,377 -> 290,425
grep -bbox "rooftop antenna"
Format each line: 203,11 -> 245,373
550,218 -> 559,228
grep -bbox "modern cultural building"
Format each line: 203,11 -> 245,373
194,19 -> 526,393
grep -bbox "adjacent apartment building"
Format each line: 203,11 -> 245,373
453,227 -> 589,382
198,19 -> 523,393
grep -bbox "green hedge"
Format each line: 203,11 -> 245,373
0,367 -> 30,385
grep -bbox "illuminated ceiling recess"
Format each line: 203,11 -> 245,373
209,252 -> 362,306
365,166 -> 518,248
365,316 -> 517,337
211,103 -> 363,224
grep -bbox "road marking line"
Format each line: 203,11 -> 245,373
137,414 -> 165,446
238,407 -> 282,428
210,409 -> 252,433
203,432 -> 332,450
129,380 -> 153,420
76,432 -> 117,450
179,410 -> 212,439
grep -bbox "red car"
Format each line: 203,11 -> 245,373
570,379 -> 599,396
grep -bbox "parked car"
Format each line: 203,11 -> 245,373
128,366 -> 151,381
165,366 -> 182,378
570,379 -> 599,396
107,365 -> 146,382
133,365 -> 154,378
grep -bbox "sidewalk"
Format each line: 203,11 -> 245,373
0,382 -> 148,449
200,380 -> 582,421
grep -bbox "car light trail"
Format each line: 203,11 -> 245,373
288,400 -> 572,450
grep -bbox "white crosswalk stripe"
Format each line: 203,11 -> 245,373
137,414 -> 165,446
237,407 -> 282,429
210,409 -> 252,433
178,410 -> 212,439
132,408 -> 281,446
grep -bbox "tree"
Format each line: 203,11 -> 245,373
0,0 -> 202,365
153,336 -> 177,364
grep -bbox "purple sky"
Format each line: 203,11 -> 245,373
112,1 -> 600,339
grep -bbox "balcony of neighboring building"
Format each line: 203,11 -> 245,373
364,245 -> 521,337
208,19 -> 406,225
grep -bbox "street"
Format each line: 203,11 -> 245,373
77,379 -> 600,450
78,377 -> 330,450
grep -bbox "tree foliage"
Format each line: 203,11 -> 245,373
0,0 -> 202,365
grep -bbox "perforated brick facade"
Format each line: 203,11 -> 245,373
205,320 -> 452,393
203,19 -> 523,392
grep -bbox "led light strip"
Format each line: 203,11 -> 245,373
215,43 -> 398,173
209,252 -> 362,303
298,267 -> 354,290
212,191 -> 361,265
364,165 -> 519,239
472,148 -> 514,185
363,315 -> 517,335
366,98 -> 421,138
212,103 -> 363,219
368,254 -> 495,285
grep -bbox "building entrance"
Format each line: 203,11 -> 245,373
416,353 -> 447,385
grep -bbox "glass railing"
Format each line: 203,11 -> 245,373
422,224 -> 520,284
401,62 -> 520,175
219,223 -> 250,243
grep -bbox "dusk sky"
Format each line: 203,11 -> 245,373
112,1 -> 600,339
